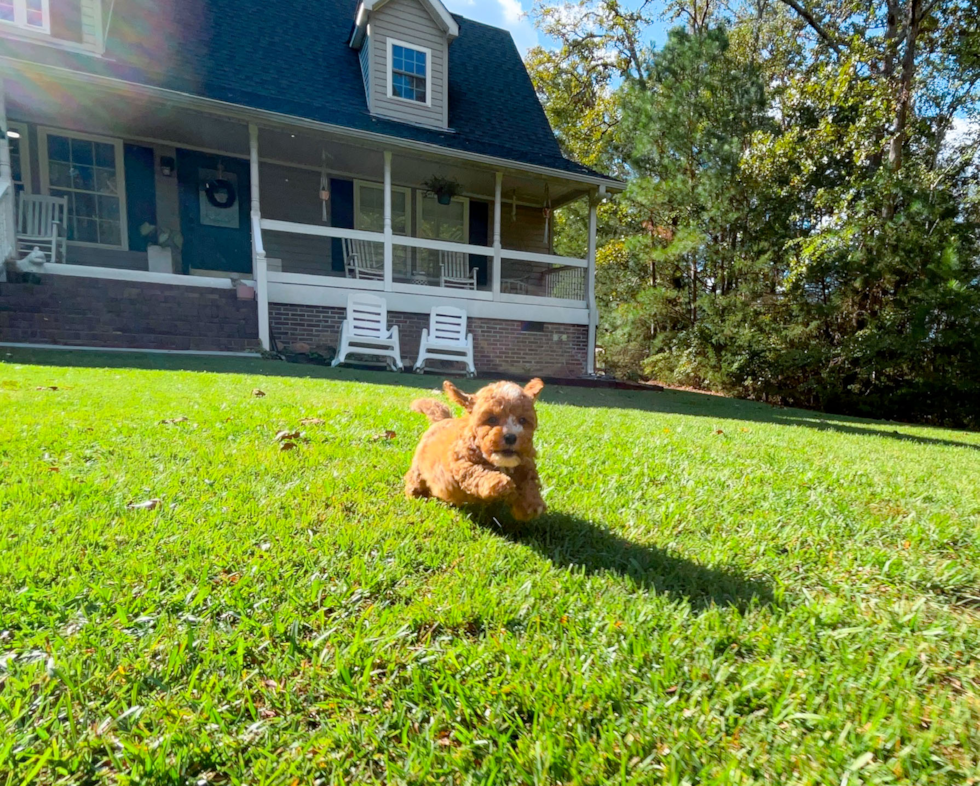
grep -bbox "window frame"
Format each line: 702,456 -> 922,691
353,179 -> 412,236
7,121 -> 31,194
0,0 -> 51,35
386,37 -> 432,108
37,126 -> 129,251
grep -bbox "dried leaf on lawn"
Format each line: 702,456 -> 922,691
280,442 -> 297,452
300,418 -> 325,426
36,386 -> 59,391
161,417 -> 189,425
276,430 -> 301,442
252,389 -> 266,398
372,430 -> 397,442
127,499 -> 162,511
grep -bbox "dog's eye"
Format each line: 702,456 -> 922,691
519,417 -> 528,426
486,416 -> 499,426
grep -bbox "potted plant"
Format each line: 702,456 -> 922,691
140,223 -> 184,274
422,175 -> 462,206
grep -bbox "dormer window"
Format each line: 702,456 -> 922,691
0,0 -> 50,33
388,40 -> 430,106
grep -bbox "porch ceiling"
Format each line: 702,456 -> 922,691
4,69 -> 594,208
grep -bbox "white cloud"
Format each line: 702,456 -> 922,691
442,0 -> 541,54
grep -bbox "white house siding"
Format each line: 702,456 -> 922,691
370,0 -> 448,129
359,34 -> 371,104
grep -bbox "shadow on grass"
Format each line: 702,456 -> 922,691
468,508 -> 777,612
6,347 -> 979,451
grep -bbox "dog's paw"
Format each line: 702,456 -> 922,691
511,498 -> 547,522
481,474 -> 516,498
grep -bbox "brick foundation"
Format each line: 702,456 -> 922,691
0,271 -> 260,352
269,303 -> 589,377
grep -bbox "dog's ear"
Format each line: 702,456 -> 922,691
524,378 -> 545,400
443,380 -> 475,412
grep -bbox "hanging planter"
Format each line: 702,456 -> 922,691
423,175 -> 462,206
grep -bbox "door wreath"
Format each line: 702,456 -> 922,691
204,177 -> 237,210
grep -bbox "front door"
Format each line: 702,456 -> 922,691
176,149 -> 252,275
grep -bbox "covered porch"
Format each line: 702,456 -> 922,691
0,66 -> 607,373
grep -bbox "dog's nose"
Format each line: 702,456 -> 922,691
504,434 -> 517,446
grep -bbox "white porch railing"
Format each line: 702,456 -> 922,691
252,211 -> 270,351
259,218 -> 589,307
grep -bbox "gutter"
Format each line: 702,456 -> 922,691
0,56 -> 624,192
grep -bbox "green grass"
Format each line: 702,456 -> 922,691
1,348 -> 979,785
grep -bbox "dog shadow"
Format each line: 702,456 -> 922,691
466,508 -> 777,612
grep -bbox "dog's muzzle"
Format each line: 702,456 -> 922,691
490,450 -> 521,468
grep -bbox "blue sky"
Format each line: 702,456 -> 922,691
442,0 -> 667,54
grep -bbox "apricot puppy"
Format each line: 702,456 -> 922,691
405,379 -> 547,521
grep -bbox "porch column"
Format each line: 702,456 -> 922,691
249,123 -> 270,351
0,78 -> 13,277
586,190 -> 599,376
492,172 -> 503,298
383,151 -> 393,291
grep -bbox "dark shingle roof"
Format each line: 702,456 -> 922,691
2,0 -> 611,181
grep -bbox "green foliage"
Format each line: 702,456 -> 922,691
530,0 -> 980,429
3,353 -> 980,782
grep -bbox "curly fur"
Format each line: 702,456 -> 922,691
405,378 -> 547,521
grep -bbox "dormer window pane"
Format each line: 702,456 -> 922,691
390,42 -> 428,105
0,0 -> 49,32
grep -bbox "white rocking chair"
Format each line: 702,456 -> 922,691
343,238 -> 384,280
439,251 -> 477,290
544,267 -> 586,300
17,194 -> 68,265
332,294 -> 404,371
414,306 -> 476,377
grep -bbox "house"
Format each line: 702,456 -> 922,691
0,0 -> 620,376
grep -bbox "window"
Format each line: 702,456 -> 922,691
38,128 -> 127,249
417,193 -> 469,276
387,39 -> 430,106
0,0 -> 50,33
7,122 -> 30,194
354,180 -> 412,277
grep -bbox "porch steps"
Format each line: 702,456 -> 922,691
0,271 -> 261,353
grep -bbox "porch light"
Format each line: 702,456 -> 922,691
1,129 -> 20,140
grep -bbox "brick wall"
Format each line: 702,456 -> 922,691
269,303 -> 589,377
0,272 -> 260,352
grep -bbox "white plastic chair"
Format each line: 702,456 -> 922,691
17,194 -> 67,264
414,306 -> 476,377
439,251 -> 477,290
343,238 -> 384,280
332,294 -> 404,371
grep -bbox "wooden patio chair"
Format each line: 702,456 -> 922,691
331,293 -> 404,371
414,306 -> 476,377
439,250 -> 477,290
16,194 -> 67,264
343,238 -> 384,280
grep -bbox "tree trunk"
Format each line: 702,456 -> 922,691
888,0 -> 921,173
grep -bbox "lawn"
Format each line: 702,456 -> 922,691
1,349 -> 979,785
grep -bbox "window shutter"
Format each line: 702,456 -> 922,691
330,179 -> 355,273
124,144 -> 158,253
50,0 -> 84,43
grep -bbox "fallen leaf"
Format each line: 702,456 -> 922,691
276,430 -> 301,442
252,389 -> 266,398
560,615 -> 569,624
127,499 -> 162,511
36,386 -> 59,391
665,686 -> 678,694
372,430 -> 397,442
160,416 -> 189,425
300,418 -> 325,426
280,442 -> 297,452
715,429 -> 725,435
48,466 -> 60,473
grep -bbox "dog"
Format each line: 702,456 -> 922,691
405,379 -> 547,521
